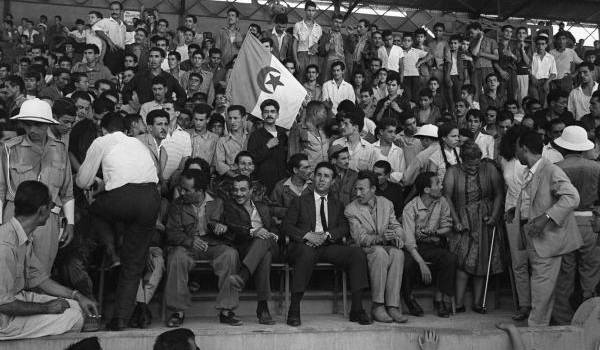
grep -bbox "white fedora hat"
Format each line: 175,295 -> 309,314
414,124 -> 438,138
554,126 -> 594,152
11,98 -> 59,125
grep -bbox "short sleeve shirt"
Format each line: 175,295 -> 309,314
473,36 -> 498,69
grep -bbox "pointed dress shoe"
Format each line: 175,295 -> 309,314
220,310 -> 243,326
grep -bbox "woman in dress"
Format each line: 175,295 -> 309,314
428,122 -> 460,182
444,140 -> 504,313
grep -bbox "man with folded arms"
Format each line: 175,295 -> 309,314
283,162 -> 371,326
344,171 -> 408,323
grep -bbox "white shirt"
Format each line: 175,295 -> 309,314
568,82 -> 599,120
542,143 -> 563,163
373,141 -> 406,183
402,48 -> 428,77
531,52 -> 557,80
162,126 -> 192,180
293,20 -> 322,53
313,191 -> 329,233
475,132 -> 495,159
378,45 -> 404,73
332,137 -> 377,172
85,25 -> 103,52
93,17 -> 127,49
500,157 -> 527,210
322,79 -> 355,114
176,44 -> 189,62
363,118 -> 376,135
76,131 -> 158,191
272,27 -> 286,52
520,158 -> 543,219
550,48 -> 582,78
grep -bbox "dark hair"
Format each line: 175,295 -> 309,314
418,88 -> 433,99
304,0 -> 317,9
466,109 -> 484,122
92,96 -> 115,115
227,105 -> 246,116
5,75 -> 25,93
498,110 -> 514,123
387,71 -> 401,85
485,72 -> 498,83
438,122 -> 460,167
123,113 -> 142,131
578,62 -> 596,72
208,114 -> 225,129
376,117 -> 397,136
147,109 -> 170,125
153,328 -> 196,350
71,91 -> 92,104
373,160 -> 392,174
100,112 -> 126,133
305,64 -> 319,73
547,89 -> 569,105
466,22 -> 482,31
461,84 -> 475,96
65,336 -> 102,350
415,171 -> 437,196
151,75 -> 167,87
209,48 -> 222,57
288,153 -> 308,173
232,174 -> 252,188
71,72 -> 88,84
14,181 -> 50,217
193,103 -> 213,116
181,168 -> 209,191
235,150 -> 254,164
227,7 -> 240,16
461,140 -> 483,162
84,43 -> 100,54
149,46 -> 166,58
501,24 -> 514,32
109,1 -> 123,10
260,99 -> 280,112
168,50 -> 181,61
499,125 -> 526,160
183,157 -> 211,175
135,27 -> 148,37
449,34 -> 462,42
314,161 -> 337,178
332,13 -> 344,21
518,130 -> 544,155
341,109 -> 364,132
356,170 -> 378,187
185,14 -> 197,23
414,28 -> 427,37
331,60 -> 345,71
274,13 -> 288,25
52,98 -> 76,117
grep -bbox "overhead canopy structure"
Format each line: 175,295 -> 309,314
372,0 -> 600,23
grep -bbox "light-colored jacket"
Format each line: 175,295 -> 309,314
516,158 -> 583,258
344,196 -> 406,248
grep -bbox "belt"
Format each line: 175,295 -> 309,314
574,211 -> 593,217
520,219 -> 528,226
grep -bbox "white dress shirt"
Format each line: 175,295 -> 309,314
92,17 -> 127,49
332,137 -> 377,172
293,20 -> 322,52
378,45 -> 404,73
475,132 -> 495,159
322,79 -> 355,115
313,191 -> 329,233
519,158 -> 543,220
162,126 -> 192,180
500,157 -> 527,210
568,82 -> 599,120
76,131 -> 158,191
531,52 -> 557,80
373,140 -> 406,183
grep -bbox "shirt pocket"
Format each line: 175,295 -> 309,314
9,163 -> 35,186
48,160 -> 66,188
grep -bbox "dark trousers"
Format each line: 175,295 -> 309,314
237,238 -> 275,301
89,183 -> 160,321
404,76 -> 422,103
500,70 -> 518,101
448,75 -> 463,111
288,242 -> 369,293
402,243 -> 456,297
103,48 -> 125,75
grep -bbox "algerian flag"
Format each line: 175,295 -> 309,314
226,34 -> 307,129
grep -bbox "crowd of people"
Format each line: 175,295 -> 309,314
0,0 -> 599,341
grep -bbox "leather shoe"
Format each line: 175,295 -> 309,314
371,305 -> 392,323
257,309 -> 276,325
286,310 -> 301,327
434,301 -> 450,318
220,310 -> 243,326
106,318 -> 126,331
138,303 -> 152,328
455,305 -> 466,313
387,307 -> 408,323
166,312 -> 185,328
128,304 -> 141,328
472,305 -> 487,314
511,307 -> 530,321
228,274 -> 245,291
404,298 -> 424,317
349,310 -> 373,325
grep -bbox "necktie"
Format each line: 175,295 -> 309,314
320,196 -> 328,232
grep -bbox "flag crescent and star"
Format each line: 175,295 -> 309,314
227,34 -> 307,129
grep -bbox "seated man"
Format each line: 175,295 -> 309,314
225,175 -> 279,325
401,172 -> 456,317
270,153 -> 313,221
344,171 -> 408,323
212,151 -> 267,203
283,162 -> 372,326
329,145 -> 358,206
164,169 -> 242,327
0,181 -> 97,340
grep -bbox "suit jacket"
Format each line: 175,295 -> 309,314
165,194 -> 224,249
136,133 -> 167,181
516,158 -> 583,258
283,191 -> 349,243
223,200 -> 277,246
263,30 -> 293,62
247,126 -> 289,193
344,196 -> 404,248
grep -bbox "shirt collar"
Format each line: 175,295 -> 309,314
10,217 -> 29,246
529,158 -> 544,175
314,191 -> 328,201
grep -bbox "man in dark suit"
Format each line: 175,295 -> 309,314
282,162 -> 372,326
262,14 -> 293,63
225,175 -> 279,325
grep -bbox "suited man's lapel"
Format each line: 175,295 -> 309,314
530,159 -> 548,205
304,194 -> 317,231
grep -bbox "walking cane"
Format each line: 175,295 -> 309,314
481,226 -> 496,313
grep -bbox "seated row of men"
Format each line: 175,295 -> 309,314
162,157 -> 455,327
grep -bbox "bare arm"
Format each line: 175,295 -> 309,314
95,30 -> 116,50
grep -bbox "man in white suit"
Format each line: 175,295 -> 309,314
515,130 -> 583,326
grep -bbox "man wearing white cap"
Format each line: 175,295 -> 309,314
402,124 -> 440,186
553,126 -> 600,324
0,98 -> 75,275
